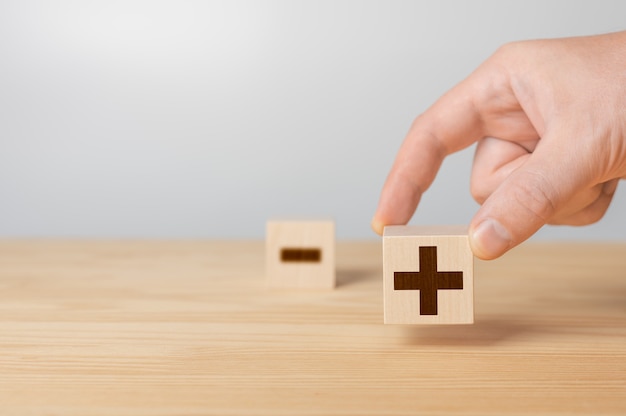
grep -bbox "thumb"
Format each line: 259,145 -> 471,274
468,145 -> 591,260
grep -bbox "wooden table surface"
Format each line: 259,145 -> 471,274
1,240 -> 626,415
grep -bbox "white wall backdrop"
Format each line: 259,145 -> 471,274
0,0 -> 625,239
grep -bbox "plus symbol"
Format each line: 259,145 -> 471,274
394,246 -> 464,315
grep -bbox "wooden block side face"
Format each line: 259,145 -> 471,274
266,221 -> 335,289
383,230 -> 474,324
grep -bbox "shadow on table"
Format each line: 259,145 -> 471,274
401,307 -> 626,347
399,318 -> 530,347
336,267 -> 379,288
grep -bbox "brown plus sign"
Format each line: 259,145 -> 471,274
394,246 -> 464,315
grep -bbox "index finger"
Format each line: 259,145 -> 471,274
371,77 -> 486,235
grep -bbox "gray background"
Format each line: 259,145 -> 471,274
0,0 -> 625,240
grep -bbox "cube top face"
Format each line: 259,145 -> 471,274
266,220 -> 335,289
383,226 -> 474,324
384,225 -> 469,237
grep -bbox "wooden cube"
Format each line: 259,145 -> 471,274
266,220 -> 335,289
383,225 -> 474,324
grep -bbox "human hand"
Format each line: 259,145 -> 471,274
372,32 -> 626,260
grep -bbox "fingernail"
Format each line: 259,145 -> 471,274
371,217 -> 384,235
471,218 -> 512,259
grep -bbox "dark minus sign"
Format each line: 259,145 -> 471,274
281,248 -> 322,263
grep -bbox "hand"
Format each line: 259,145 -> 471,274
372,32 -> 626,260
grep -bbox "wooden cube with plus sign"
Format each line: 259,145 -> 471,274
266,220 -> 335,289
383,225 -> 474,324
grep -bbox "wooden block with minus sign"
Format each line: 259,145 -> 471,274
266,220 -> 335,289
383,225 -> 474,324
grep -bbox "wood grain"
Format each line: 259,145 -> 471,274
1,240 -> 626,415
